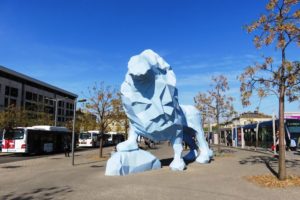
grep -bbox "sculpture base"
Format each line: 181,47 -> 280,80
105,149 -> 161,176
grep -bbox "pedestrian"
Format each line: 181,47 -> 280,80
275,130 -> 279,153
64,136 -> 71,157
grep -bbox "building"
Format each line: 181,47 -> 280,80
0,65 -> 77,124
229,111 -> 272,127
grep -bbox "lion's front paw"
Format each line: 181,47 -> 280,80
196,154 -> 210,164
169,158 -> 186,171
116,140 -> 139,152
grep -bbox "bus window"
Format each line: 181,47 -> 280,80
287,123 -> 300,134
79,133 -> 91,140
286,120 -> 300,149
4,129 -> 24,140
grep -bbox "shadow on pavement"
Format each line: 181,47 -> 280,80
90,165 -> 104,168
219,149 -> 237,154
294,151 -> 300,156
160,158 -> 173,167
2,186 -> 73,200
75,160 -> 102,166
1,165 -> 22,169
239,155 -> 300,177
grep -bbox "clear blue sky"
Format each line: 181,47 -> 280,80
0,0 -> 299,116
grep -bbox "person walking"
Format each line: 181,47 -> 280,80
64,136 -> 71,157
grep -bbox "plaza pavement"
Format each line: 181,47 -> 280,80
0,143 -> 299,200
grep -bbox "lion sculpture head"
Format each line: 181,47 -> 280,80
121,49 -> 185,141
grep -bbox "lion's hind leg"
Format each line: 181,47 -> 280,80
181,105 -> 213,164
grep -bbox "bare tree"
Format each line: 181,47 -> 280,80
111,93 -> 129,139
85,82 -> 118,158
65,109 -> 97,133
194,75 -> 235,153
240,0 -> 300,180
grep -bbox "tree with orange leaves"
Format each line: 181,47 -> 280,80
195,75 -> 236,153
240,0 -> 300,180
85,82 -> 119,158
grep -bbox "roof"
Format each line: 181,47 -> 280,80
232,111 -> 272,120
0,65 -> 77,99
14,126 -> 70,132
30,126 -> 70,132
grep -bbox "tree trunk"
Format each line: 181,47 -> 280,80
216,99 -> 220,153
278,85 -> 286,180
217,128 -> 221,153
278,45 -> 287,180
99,136 -> 103,158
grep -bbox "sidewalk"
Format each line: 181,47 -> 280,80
0,143 -> 299,200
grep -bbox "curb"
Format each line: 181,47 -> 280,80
0,153 -> 14,157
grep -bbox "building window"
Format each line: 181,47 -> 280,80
5,86 -> 9,95
44,106 -> 54,114
32,93 -> 37,102
25,102 -> 37,111
58,101 -> 65,107
38,95 -> 43,102
4,98 -> 8,107
10,87 -> 18,97
26,91 -> 33,100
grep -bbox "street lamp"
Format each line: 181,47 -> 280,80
72,98 -> 87,166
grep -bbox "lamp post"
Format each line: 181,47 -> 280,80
72,98 -> 87,166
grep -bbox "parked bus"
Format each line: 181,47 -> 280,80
1,126 -> 71,154
78,131 -> 125,147
106,132 -> 125,145
78,130 -> 101,147
243,119 -> 300,150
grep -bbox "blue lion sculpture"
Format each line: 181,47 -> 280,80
105,49 -> 212,175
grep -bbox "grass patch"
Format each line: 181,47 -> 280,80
245,174 -> 300,188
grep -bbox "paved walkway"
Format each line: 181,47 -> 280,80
0,143 -> 299,200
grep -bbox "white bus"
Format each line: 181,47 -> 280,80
78,130 -> 101,147
106,132 -> 125,145
78,131 -> 125,147
1,126 -> 71,154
